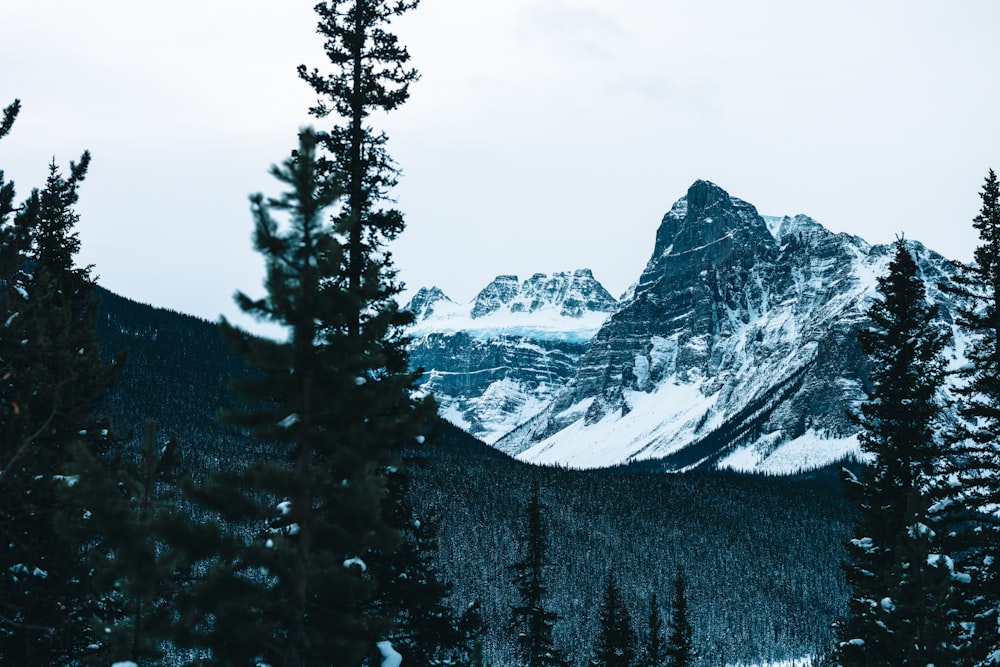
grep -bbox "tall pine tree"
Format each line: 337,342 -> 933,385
637,591 -> 667,667
299,5 -> 479,662
59,420 -> 203,666
589,572 -> 636,667
187,128 -> 433,665
834,237 -> 956,666
297,0 -> 420,341
665,568 -> 695,667
938,169 -> 1000,666
0,107 -> 118,662
509,480 -> 569,667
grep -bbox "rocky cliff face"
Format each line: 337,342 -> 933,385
494,180 -> 959,473
406,269 -> 617,444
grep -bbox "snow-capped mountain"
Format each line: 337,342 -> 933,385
406,269 -> 618,443
493,180 -> 960,473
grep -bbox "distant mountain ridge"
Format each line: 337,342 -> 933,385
411,180 -> 962,473
406,269 -> 617,443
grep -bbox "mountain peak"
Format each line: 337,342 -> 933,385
685,179 -> 731,213
636,181 -> 775,294
405,286 -> 455,321
470,270 -> 617,319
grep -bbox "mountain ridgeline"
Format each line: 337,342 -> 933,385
406,269 -> 618,443
410,180 -> 960,474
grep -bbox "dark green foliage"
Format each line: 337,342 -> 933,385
413,432 -> 848,666
509,480 -> 569,667
60,419 -> 202,665
878,492 -> 959,665
0,125 -> 119,663
186,129 -> 433,665
95,287 -> 256,471
938,169 -> 1000,665
590,572 -> 635,667
297,0 -> 420,339
373,465 -> 483,666
0,101 -> 28,278
834,238 -> 956,666
0,100 -> 19,140
665,568 -> 695,667
637,592 -> 667,667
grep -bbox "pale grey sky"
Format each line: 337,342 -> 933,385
3,1 -> 999,329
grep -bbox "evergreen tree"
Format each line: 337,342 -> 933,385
878,492 -> 959,666
834,237 -> 955,666
637,591 -> 667,667
509,480 -> 569,667
0,112 -> 118,662
186,128 -> 433,665
0,100 -> 28,277
590,572 -> 636,667
374,465 -> 483,666
665,568 -> 694,667
59,420 -> 203,666
938,169 -> 1000,665
298,6 -> 481,662
297,0 -> 420,340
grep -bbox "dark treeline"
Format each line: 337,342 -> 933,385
409,426 -> 850,666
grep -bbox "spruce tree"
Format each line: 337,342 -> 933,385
509,480 -> 568,667
0,100 -> 28,277
59,420 -> 203,666
665,568 -> 694,667
878,492 -> 959,666
297,0 -> 420,340
938,169 -> 1000,665
834,237 -> 955,666
637,591 -> 667,667
374,465 -> 483,666
187,128 -> 433,665
0,114 -> 118,662
590,572 -> 636,667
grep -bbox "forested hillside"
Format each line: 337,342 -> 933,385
96,289 -> 852,665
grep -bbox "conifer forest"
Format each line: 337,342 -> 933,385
2,2 -> 1000,666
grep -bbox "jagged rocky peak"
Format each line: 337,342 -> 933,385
470,275 -> 522,318
471,269 -> 617,319
639,180 -> 775,292
406,286 -> 455,321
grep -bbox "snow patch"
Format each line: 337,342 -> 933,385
376,640 -> 403,667
719,430 -> 860,475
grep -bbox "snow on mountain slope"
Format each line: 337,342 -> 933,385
406,269 -> 618,443
495,180 -> 960,473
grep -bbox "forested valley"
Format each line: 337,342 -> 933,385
95,286 -> 853,665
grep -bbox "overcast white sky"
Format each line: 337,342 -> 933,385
3,1 -> 1000,328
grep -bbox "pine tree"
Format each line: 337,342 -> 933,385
509,480 -> 569,667
298,7 -> 483,662
186,128 -> 433,665
59,420 -> 204,666
374,465 -> 483,666
297,0 -> 420,340
0,113 -> 118,662
938,169 -> 1000,666
665,568 -> 695,667
637,591 -> 667,667
834,237 -> 955,666
590,572 -> 636,667
878,492 -> 959,666
0,100 -> 28,278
